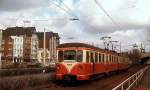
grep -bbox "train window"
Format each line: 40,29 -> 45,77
63,50 -> 83,62
107,55 -> 109,64
104,54 -> 106,64
110,55 -> 112,64
118,57 -> 120,63
99,53 -> 101,63
95,53 -> 98,63
58,51 -> 63,62
97,53 -> 99,62
116,56 -> 118,64
112,56 -> 114,64
77,50 -> 83,62
113,56 -> 115,63
120,57 -> 122,63
112,56 -> 115,63
117,56 -> 119,64
107,55 -> 108,64
114,56 -> 116,64
91,52 -> 94,62
109,55 -> 112,63
116,56 -> 117,63
64,50 -> 76,61
106,55 -> 108,64
86,51 -> 89,63
108,55 -> 110,64
102,54 -> 104,63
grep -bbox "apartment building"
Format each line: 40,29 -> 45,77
2,27 -> 36,62
1,27 -> 60,65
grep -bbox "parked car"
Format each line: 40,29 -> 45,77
49,61 -> 56,70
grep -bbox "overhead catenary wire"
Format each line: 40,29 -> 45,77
58,0 -> 78,19
48,0 -> 78,19
94,0 -> 122,30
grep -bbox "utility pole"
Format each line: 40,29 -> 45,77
120,42 -> 121,53
0,53 -> 1,69
43,28 -> 46,66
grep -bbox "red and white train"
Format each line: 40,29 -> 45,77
56,42 -> 130,80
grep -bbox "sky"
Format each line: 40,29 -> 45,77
0,0 -> 150,52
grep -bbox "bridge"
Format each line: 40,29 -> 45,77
140,52 -> 150,64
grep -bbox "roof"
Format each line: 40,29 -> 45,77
57,42 -> 117,54
2,27 -> 36,38
36,32 -> 60,40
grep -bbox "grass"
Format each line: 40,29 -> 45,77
0,73 -> 55,90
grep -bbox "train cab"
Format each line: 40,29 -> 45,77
56,47 -> 89,80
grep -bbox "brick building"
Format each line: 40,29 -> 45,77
1,27 -> 59,65
36,32 -> 59,65
0,29 -> 2,68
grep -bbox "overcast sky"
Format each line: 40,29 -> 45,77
0,0 -> 150,52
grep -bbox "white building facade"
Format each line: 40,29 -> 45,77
49,36 -> 58,62
11,36 -> 23,63
31,34 -> 38,61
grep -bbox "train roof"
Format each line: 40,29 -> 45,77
57,42 -> 117,54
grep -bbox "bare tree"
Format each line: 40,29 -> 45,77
128,49 -> 141,65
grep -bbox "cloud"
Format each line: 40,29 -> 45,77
78,0 -> 150,34
0,0 -> 49,12
0,0 -> 150,51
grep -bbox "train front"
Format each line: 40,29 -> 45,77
56,45 -> 89,81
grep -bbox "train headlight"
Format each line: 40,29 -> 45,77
57,66 -> 60,70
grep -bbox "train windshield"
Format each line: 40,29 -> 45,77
64,50 -> 76,60
58,50 -> 83,62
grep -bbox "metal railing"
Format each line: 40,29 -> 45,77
112,66 -> 149,90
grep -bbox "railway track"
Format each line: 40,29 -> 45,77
28,65 -> 144,90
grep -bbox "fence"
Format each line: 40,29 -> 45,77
112,66 -> 149,90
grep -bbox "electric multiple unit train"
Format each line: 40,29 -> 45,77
56,43 -> 130,80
